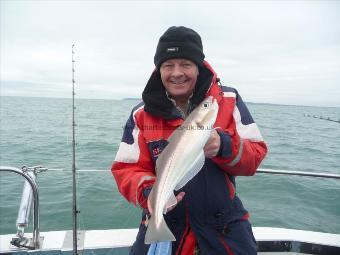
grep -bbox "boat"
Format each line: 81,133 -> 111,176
1,166 -> 340,255
2,46 -> 339,255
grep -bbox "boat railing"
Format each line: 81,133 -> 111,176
48,167 -> 340,179
0,166 -> 47,250
1,166 -> 339,252
257,168 -> 340,179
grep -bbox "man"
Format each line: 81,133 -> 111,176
112,26 -> 267,255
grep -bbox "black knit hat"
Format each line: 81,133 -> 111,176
154,26 -> 205,68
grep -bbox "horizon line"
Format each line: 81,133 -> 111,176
1,94 -> 339,109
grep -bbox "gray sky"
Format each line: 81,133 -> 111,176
1,0 -> 340,106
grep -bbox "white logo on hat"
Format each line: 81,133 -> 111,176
166,47 -> 179,53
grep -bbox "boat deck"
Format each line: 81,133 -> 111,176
1,227 -> 340,254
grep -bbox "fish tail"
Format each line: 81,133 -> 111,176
144,215 -> 176,244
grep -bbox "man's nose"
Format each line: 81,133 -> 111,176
171,65 -> 184,78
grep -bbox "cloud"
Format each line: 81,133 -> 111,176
1,1 -> 340,106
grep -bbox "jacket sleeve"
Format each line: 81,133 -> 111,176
212,90 -> 268,176
111,108 -> 156,209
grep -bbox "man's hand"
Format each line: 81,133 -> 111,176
203,129 -> 221,158
166,192 -> 185,212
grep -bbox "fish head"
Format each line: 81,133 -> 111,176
193,96 -> 219,128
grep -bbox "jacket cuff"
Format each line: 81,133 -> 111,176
137,178 -> 155,209
216,130 -> 232,158
143,186 -> 152,199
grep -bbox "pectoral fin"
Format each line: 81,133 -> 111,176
175,151 -> 205,191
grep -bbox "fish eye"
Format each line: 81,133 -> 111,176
203,103 -> 209,108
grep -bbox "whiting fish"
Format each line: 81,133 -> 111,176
144,96 -> 219,244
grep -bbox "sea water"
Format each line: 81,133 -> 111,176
0,96 -> 339,235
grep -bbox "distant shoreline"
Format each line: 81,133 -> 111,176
122,98 -> 142,101
0,95 -> 339,108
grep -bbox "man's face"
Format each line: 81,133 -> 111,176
160,58 -> 199,101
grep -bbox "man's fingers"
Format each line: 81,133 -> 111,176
176,192 -> 185,202
204,130 -> 221,158
166,192 -> 186,213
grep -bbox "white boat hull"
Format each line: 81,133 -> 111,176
1,227 -> 340,254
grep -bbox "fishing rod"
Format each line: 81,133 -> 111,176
72,44 -> 79,255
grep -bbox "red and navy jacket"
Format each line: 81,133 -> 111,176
111,61 -> 267,255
